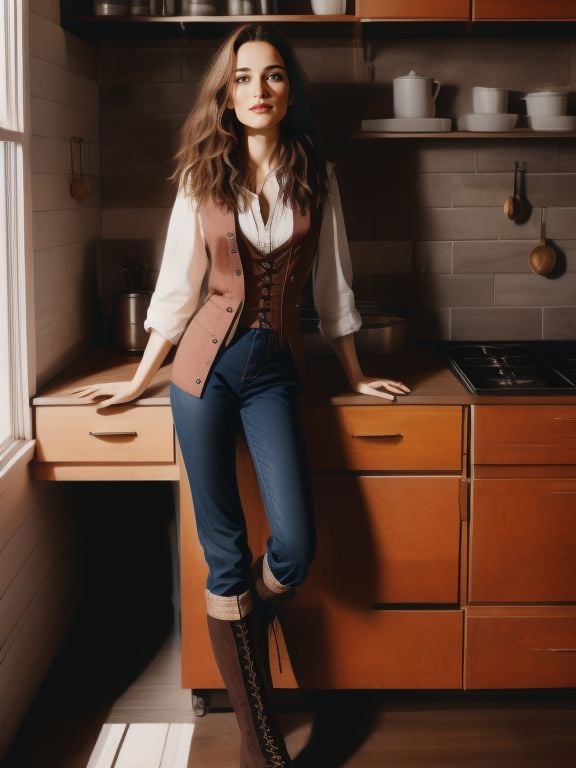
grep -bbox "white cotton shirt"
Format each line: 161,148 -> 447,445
144,161 -> 362,345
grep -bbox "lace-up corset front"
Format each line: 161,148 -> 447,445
236,216 -> 294,332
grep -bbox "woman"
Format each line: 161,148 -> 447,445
69,23 -> 409,767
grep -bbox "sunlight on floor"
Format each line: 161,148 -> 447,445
86,723 -> 194,768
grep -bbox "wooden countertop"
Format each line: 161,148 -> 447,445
32,344 -> 576,407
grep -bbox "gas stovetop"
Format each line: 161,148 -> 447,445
445,341 -> 576,395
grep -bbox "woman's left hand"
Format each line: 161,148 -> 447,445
352,376 -> 411,401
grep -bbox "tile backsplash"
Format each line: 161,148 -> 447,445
98,31 -> 576,342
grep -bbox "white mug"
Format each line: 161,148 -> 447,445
310,0 -> 346,13
472,87 -> 509,114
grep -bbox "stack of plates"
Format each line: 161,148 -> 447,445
361,117 -> 452,133
180,1 -> 217,13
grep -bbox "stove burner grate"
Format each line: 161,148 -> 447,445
445,341 -> 576,394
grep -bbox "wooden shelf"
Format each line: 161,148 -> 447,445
353,129 -> 576,139
69,14 -> 358,22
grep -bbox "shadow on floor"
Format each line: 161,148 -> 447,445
1,482 -> 176,768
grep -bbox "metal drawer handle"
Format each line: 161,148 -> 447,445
553,417 -> 576,421
551,490 -> 576,495
351,433 -> 404,440
531,648 -> 576,653
89,431 -> 138,437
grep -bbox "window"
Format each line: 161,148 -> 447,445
0,0 -> 31,462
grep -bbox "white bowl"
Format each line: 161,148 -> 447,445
457,113 -> 518,132
310,0 -> 346,13
522,91 -> 568,116
527,115 -> 576,131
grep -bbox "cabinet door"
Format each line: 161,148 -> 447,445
281,603 -> 463,689
274,474 -> 463,689
465,607 -> 576,689
473,0 -> 576,20
357,0 -> 469,19
469,478 -> 576,603
473,405 -> 576,465
309,474 -> 462,605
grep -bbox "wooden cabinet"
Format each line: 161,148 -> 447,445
466,607 -> 576,689
35,404 -> 174,463
357,0 -> 576,22
180,404 -> 465,693
466,405 -> 576,689
472,405 -> 576,465
306,475 -> 462,605
279,473 -> 463,689
469,478 -> 576,603
34,404 -> 178,480
472,0 -> 576,21
356,0 -> 470,19
304,405 -> 462,471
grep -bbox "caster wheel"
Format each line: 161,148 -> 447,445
192,692 -> 208,717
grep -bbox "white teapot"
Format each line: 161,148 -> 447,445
393,70 -> 442,118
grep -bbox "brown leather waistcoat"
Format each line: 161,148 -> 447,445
171,196 -> 323,398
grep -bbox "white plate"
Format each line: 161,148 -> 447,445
361,117 -> 452,132
527,115 -> 576,131
457,113 -> 518,131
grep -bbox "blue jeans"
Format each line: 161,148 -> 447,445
170,327 -> 316,597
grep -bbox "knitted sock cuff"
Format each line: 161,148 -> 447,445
263,554 -> 292,595
205,589 -> 253,620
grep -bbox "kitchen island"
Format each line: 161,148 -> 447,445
32,343 -> 576,704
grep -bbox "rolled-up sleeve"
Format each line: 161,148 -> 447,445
312,162 -> 362,342
144,188 -> 207,345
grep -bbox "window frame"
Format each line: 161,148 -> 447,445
0,0 -> 36,480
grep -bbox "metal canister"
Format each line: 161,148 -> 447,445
149,0 -> 176,13
93,1 -> 129,14
130,0 -> 149,13
112,291 -> 152,352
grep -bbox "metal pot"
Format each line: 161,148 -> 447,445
113,290 -> 152,352
300,315 -> 406,357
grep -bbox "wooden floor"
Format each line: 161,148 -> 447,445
3,610 -> 576,768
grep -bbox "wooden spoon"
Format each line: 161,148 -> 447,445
69,137 -> 91,202
529,207 -> 556,275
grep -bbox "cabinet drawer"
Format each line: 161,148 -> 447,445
35,406 -> 174,463
469,478 -> 576,603
312,475 -> 461,604
473,406 -> 576,465
465,607 -> 576,689
282,602 -> 463,689
357,0 -> 469,19
303,406 -> 462,471
473,0 -> 576,21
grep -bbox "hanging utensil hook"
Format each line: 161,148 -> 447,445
69,136 -> 91,202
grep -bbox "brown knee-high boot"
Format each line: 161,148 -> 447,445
206,589 -> 291,768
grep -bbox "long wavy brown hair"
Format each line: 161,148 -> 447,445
171,24 -> 329,214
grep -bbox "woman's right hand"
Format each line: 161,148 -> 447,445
64,330 -> 174,410
65,381 -> 146,410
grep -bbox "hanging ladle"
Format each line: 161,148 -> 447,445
503,160 -> 525,221
69,137 -> 91,202
529,207 -> 556,276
